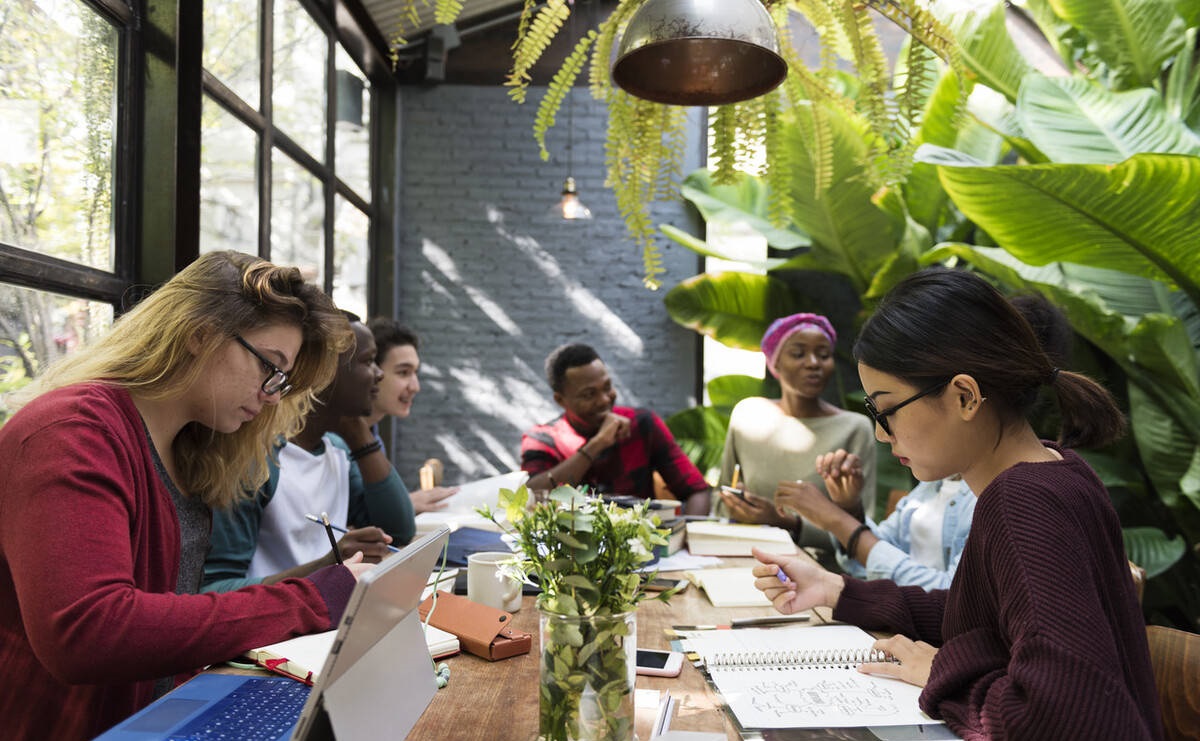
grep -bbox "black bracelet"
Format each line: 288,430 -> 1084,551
577,447 -> 595,464
845,523 -> 871,562
348,440 -> 382,461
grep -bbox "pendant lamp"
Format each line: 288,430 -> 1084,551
551,1 -> 594,221
612,0 -> 787,106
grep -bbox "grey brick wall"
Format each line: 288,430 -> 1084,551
384,84 -> 705,485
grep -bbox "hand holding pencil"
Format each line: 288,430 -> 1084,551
307,513 -> 397,564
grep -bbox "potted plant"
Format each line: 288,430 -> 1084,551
478,484 -> 673,741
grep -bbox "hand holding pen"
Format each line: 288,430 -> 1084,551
306,513 -> 398,564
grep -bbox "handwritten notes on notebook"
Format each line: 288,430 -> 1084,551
685,624 -> 942,729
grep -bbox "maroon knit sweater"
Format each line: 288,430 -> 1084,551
0,384 -> 356,741
834,445 -> 1163,740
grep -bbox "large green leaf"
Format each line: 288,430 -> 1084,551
662,272 -> 800,351
767,103 -> 901,292
1123,527 -> 1187,578
919,148 -> 1200,309
676,170 -> 811,250
707,374 -> 767,415
664,406 -> 728,475
659,224 -> 791,272
1047,0 -> 1186,88
1017,76 -> 1200,163
1129,383 -> 1200,518
935,1 -> 1034,102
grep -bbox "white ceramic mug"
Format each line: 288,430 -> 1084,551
467,551 -> 522,613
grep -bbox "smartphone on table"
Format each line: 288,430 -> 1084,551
635,648 -> 684,677
644,577 -> 688,593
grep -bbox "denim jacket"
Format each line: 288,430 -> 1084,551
835,479 -> 976,590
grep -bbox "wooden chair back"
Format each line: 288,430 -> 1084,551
1146,624 -> 1200,740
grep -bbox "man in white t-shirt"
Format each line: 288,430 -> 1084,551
202,312 -> 416,592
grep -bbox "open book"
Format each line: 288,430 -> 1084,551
685,567 -> 771,607
684,624 -> 943,729
243,622 -> 460,685
685,521 -> 796,556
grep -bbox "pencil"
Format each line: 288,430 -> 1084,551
731,464 -> 741,490
319,511 -> 344,565
305,513 -> 400,553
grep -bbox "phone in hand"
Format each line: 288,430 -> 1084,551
635,648 -> 684,677
720,485 -> 748,501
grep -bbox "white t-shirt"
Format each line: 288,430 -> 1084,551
907,478 -> 964,569
248,435 -> 350,578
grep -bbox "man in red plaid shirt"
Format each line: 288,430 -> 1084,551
520,343 -> 711,516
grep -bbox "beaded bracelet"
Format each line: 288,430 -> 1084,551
348,440 -> 382,461
845,523 -> 871,562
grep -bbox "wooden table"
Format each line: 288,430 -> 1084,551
406,559 -> 831,740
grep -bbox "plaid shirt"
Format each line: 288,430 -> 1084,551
520,405 -> 708,502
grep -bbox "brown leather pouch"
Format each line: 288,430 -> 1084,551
417,592 -> 532,661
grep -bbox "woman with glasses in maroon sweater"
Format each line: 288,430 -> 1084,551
752,268 -> 1162,741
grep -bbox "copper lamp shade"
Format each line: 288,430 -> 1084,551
612,0 -> 787,106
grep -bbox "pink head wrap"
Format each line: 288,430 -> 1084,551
761,313 -> 837,378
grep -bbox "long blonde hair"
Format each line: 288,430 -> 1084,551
15,251 -> 352,507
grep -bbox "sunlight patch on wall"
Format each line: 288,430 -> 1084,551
422,238 -> 522,336
485,205 -> 643,353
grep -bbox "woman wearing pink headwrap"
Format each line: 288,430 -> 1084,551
714,313 -> 877,549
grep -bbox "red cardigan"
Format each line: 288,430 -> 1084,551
834,446 -> 1162,740
0,383 -> 355,741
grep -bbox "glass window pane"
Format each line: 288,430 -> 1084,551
334,47 -> 371,201
271,149 -> 323,285
333,196 -> 368,318
0,284 -> 113,423
200,95 -> 259,255
203,1 -> 260,107
272,0 -> 326,156
0,1 -> 116,271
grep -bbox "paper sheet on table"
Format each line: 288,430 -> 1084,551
414,470 -> 528,533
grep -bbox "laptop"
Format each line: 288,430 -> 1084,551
95,527 -> 451,741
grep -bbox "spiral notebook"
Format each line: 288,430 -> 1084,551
685,624 -> 943,729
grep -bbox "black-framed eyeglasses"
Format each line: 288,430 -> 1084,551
234,335 -> 292,397
863,380 -> 948,436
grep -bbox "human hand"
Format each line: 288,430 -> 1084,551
750,547 -> 843,614
719,487 -> 784,525
815,449 -> 864,512
411,485 -> 458,514
589,412 -> 632,451
858,634 -> 936,688
773,480 -> 843,531
337,526 -> 394,564
332,415 -> 375,449
341,550 -> 375,581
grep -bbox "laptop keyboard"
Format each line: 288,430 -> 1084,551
167,677 -> 310,740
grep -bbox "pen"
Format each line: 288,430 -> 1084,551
305,513 -> 400,552
730,464 -> 741,490
776,566 -> 790,584
729,614 -> 810,628
319,512 -> 343,565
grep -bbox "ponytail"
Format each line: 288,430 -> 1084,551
1050,369 -> 1126,449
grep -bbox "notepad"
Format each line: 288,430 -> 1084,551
685,522 -> 796,557
685,624 -> 942,729
685,567 -> 771,607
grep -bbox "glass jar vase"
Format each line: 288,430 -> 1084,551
537,609 -> 637,741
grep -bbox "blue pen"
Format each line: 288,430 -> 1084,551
776,567 -> 790,584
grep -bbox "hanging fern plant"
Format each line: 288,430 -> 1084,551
394,0 -> 967,288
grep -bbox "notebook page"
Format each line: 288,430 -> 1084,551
686,625 -> 941,729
